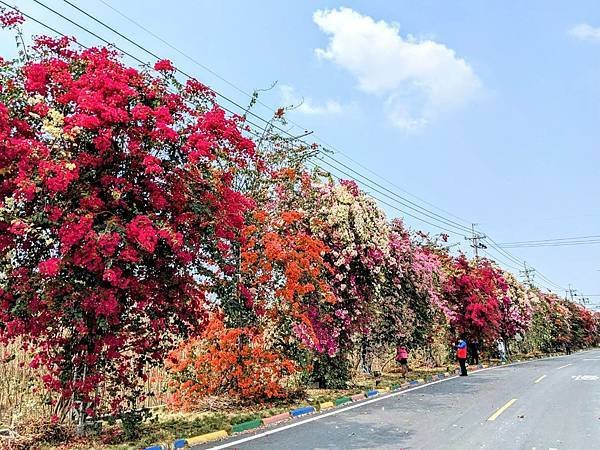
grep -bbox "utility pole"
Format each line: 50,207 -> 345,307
566,284 -> 578,303
565,284 -> 589,305
465,224 -> 487,261
520,262 -> 535,288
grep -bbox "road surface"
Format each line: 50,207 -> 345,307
196,349 -> 600,450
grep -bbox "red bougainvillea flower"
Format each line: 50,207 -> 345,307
0,15 -> 257,416
38,258 -> 61,277
154,59 -> 175,72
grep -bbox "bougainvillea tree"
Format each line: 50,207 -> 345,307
498,271 -> 532,353
240,196 -> 339,356
369,220 -> 445,355
559,298 -> 600,349
442,255 -> 508,344
0,13 -> 256,419
304,179 -> 390,385
164,313 -> 297,408
165,168 -> 343,399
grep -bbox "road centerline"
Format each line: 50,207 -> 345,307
487,398 -> 517,421
534,374 -> 547,383
557,364 -> 572,369
199,351 -> 592,449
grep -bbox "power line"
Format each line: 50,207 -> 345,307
482,234 -> 566,292
29,0 -> 473,237
498,234 -> 600,245
317,153 -> 473,234
311,157 -> 468,236
61,0 -> 473,234
500,240 -> 600,249
481,249 -> 522,271
93,0 -> 474,228
13,0 -> 577,297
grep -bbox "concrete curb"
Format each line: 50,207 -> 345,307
351,393 -> 365,401
334,396 -> 351,406
173,439 -> 187,449
186,430 -> 228,446
290,406 -> 316,417
262,412 -> 291,425
145,352 -> 581,449
319,401 -> 334,410
231,419 -> 262,434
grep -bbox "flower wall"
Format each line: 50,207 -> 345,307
0,9 -> 598,419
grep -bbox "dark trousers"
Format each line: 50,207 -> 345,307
471,352 -> 479,365
458,358 -> 468,376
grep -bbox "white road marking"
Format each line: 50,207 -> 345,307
557,364 -> 571,369
204,351 -> 597,450
534,374 -> 547,383
571,375 -> 599,381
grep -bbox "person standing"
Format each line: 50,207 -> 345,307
456,339 -> 468,376
469,339 -> 480,365
497,339 -> 507,363
396,345 -> 409,378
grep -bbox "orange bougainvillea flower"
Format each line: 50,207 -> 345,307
165,315 -> 298,410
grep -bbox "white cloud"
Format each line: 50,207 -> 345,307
279,84 -> 343,115
313,7 -> 480,130
569,23 -> 600,41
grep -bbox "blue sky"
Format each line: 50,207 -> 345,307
4,1 -> 600,307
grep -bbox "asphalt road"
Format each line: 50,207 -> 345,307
197,349 -> 600,450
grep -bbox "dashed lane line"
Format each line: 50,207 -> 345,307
557,364 -> 572,370
202,351 -> 596,449
534,374 -> 547,383
487,398 -> 517,421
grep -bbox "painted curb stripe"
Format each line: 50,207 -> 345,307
186,430 -> 228,445
262,412 -> 291,425
351,393 -> 365,401
173,439 -> 187,449
290,406 -> 315,417
205,351 -> 586,450
366,389 -> 379,397
334,396 -> 351,406
319,401 -> 334,410
231,419 -> 262,433
144,446 -> 166,450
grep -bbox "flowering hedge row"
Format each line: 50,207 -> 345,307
0,10 -> 597,421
